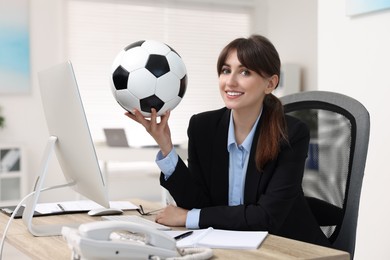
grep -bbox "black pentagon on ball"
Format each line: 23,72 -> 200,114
179,75 -> 187,98
124,40 -> 145,51
140,94 -> 165,113
112,65 -> 130,90
165,44 -> 181,58
145,54 -> 170,78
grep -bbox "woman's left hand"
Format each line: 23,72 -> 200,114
155,205 -> 188,227
125,108 -> 173,157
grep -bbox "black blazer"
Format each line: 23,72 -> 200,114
160,107 -> 329,247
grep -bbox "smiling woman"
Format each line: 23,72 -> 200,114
127,34 -> 331,248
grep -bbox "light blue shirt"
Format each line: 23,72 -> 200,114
156,110 -> 261,229
156,148 -> 202,228
227,112 -> 260,206
156,149 -> 178,177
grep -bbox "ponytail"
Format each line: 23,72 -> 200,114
255,94 -> 288,171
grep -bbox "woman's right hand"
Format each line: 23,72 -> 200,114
155,205 -> 188,227
125,108 -> 173,157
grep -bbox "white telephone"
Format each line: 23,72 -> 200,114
62,221 -> 213,260
62,221 -> 178,259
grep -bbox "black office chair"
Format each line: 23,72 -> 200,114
280,91 -> 370,259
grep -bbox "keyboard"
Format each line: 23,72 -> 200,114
102,215 -> 171,230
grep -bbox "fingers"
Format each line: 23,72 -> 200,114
155,205 -> 187,226
124,111 -> 136,120
149,108 -> 158,130
125,109 -> 151,129
134,109 -> 150,128
155,206 -> 167,224
160,110 -> 171,127
124,108 -> 172,145
125,109 -> 170,120
124,110 -> 142,123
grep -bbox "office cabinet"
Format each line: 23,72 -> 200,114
0,145 -> 25,206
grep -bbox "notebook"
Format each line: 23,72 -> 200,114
164,227 -> 268,249
0,200 -> 137,218
103,128 -> 129,147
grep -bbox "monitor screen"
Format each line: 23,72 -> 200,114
38,61 -> 109,208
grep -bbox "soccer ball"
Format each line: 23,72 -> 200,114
110,40 -> 187,117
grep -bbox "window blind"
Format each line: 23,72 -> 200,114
65,0 -> 252,146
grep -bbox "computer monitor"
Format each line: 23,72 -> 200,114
22,61 -> 110,236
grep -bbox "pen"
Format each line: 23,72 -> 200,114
57,204 -> 65,211
174,231 -> 193,240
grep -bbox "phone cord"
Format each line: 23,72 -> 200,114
151,247 -> 213,260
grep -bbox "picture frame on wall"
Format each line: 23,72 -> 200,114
346,0 -> 390,16
0,0 -> 30,94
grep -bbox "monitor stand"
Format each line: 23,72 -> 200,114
22,136 -> 78,236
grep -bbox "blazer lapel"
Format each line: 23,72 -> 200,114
207,108 -> 263,205
209,109 -> 230,205
244,115 -> 263,204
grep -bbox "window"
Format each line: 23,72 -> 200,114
65,0 -> 252,146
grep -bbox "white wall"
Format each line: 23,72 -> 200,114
265,0 -> 318,91
0,0 -> 73,202
318,1 -> 390,259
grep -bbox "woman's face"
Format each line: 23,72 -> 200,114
219,49 -> 277,114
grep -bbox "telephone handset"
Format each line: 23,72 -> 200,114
79,221 -> 176,251
62,221 -> 179,259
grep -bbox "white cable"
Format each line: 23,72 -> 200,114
0,182 -> 75,260
169,247 -> 214,260
149,248 -> 213,260
0,190 -> 34,260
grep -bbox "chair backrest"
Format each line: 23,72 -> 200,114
280,91 -> 370,258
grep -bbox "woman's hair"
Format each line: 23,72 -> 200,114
217,35 -> 288,171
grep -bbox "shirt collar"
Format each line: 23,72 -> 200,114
227,109 -> 262,152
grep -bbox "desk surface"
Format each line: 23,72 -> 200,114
0,199 -> 349,260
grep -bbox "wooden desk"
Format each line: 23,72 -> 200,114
0,199 -> 349,260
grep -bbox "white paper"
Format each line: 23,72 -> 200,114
33,200 -> 138,214
164,228 -> 268,249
